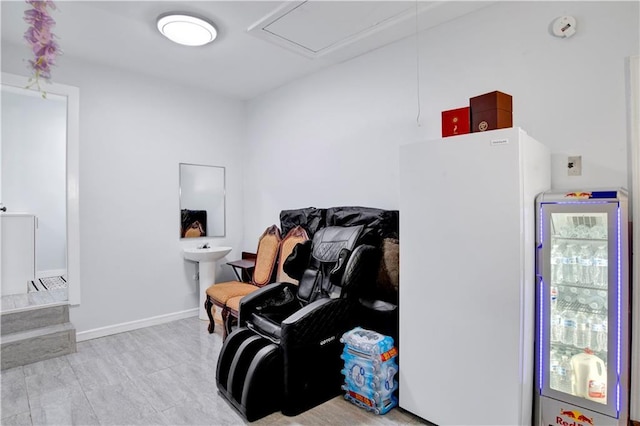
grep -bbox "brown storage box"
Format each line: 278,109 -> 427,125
470,91 -> 512,132
441,107 -> 470,137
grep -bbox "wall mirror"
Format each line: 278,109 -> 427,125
179,163 -> 225,238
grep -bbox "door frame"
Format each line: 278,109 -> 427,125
1,72 -> 81,305
628,55 -> 639,422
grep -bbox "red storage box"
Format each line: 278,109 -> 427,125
469,91 -> 512,132
441,107 -> 470,137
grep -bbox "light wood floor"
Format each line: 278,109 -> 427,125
1,316 -> 429,425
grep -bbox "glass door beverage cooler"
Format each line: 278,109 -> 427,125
535,189 -> 629,426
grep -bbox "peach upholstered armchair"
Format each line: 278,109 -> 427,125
223,226 -> 309,338
204,225 -> 281,337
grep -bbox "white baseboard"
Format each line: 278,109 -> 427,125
36,269 -> 67,279
75,308 -> 199,342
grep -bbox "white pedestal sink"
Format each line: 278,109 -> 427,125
183,246 -> 232,320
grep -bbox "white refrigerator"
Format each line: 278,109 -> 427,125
399,127 -> 550,425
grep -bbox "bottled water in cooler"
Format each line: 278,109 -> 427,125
577,288 -> 591,307
577,245 -> 593,284
549,350 -> 561,390
574,312 -> 589,349
563,244 -> 579,284
560,286 -> 574,304
557,355 -> 574,395
588,295 -> 606,311
551,309 -> 563,343
550,287 -> 562,343
551,244 -> 564,283
588,314 -> 608,352
561,310 -> 577,345
592,245 -> 608,288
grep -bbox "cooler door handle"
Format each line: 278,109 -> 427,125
535,243 -> 543,280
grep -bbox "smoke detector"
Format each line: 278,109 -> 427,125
551,16 -> 577,38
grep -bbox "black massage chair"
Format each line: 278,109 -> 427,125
215,224 -> 379,421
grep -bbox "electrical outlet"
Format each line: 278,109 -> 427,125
567,155 -> 582,176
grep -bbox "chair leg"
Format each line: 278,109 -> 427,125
221,307 -> 230,340
224,311 -> 237,340
205,297 -> 215,334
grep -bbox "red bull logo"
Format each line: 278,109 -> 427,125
557,409 -> 594,426
565,192 -> 592,199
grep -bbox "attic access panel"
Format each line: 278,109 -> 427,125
248,1 -> 415,58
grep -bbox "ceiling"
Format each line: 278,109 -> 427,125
1,1 -> 495,100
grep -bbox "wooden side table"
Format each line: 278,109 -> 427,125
226,252 -> 256,282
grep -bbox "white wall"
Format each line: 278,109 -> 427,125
244,0 -> 639,248
1,89 -> 67,274
1,43 -> 245,333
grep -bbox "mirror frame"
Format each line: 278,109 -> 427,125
179,162 -> 226,238
1,72 -> 81,305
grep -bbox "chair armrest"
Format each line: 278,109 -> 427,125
281,298 -> 354,347
238,282 -> 298,327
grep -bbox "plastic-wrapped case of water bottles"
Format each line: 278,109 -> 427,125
340,327 -> 398,415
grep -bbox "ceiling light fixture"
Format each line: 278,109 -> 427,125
157,14 -> 217,47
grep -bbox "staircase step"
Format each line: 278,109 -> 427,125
1,303 -> 69,335
1,322 -> 76,370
